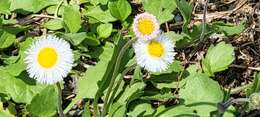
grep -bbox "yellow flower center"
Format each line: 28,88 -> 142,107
254,98 -> 260,105
37,47 -> 58,68
137,18 -> 154,35
147,41 -> 164,58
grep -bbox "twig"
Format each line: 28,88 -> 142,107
230,64 -> 260,71
31,14 -> 62,20
165,22 -> 169,32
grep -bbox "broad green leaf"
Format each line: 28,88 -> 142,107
63,32 -> 87,46
117,82 -> 145,103
128,101 -> 154,117
83,6 -> 117,23
88,0 -> 108,5
0,0 -> 11,14
3,38 -> 33,76
155,105 -> 198,117
150,60 -> 184,89
176,0 -> 192,33
212,21 -> 245,36
202,42 -> 234,76
141,93 -> 176,102
2,55 -> 20,64
63,5 -> 81,33
0,70 -> 46,103
142,0 -> 177,24
10,0 -> 59,13
108,0 -> 132,22
152,60 -> 184,75
27,86 -> 58,117
97,23 -> 113,39
82,33 -> 100,46
44,19 -> 63,30
77,43 -> 115,98
165,31 -> 186,42
0,31 -> 16,49
179,73 -> 224,116
4,59 -> 26,76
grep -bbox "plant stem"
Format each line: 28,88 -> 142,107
101,38 -> 137,117
106,64 -> 137,111
54,0 -> 64,17
56,82 -> 65,117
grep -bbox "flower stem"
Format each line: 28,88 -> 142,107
106,64 -> 137,112
101,38 -> 136,117
56,82 -> 65,117
54,0 -> 64,17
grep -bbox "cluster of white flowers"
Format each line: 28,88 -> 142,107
132,12 -> 176,72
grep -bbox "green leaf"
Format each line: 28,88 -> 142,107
82,33 -> 100,46
88,0 -> 108,5
63,5 -> 81,33
155,105 -> 198,117
108,0 -> 132,22
97,23 -> 113,39
152,60 -> 184,75
109,102 -> 126,117
142,0 -> 177,24
117,82 -> 145,103
0,70 -> 46,104
10,0 -> 59,13
176,0 -> 192,33
27,86 -> 58,117
0,0 -> 11,14
3,38 -> 33,76
212,21 -> 245,36
77,43 -> 115,98
44,19 -> 63,30
128,101 -> 154,117
202,42 -> 235,76
83,6 -> 117,23
63,32 -> 87,46
0,31 -> 16,49
4,59 -> 26,76
165,31 -> 186,42
179,73 -> 224,116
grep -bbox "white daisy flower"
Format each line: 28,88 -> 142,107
133,33 -> 176,72
133,12 -> 160,40
24,35 -> 74,84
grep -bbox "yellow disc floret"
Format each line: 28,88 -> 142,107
37,47 -> 58,68
137,18 -> 154,35
148,41 -> 164,58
